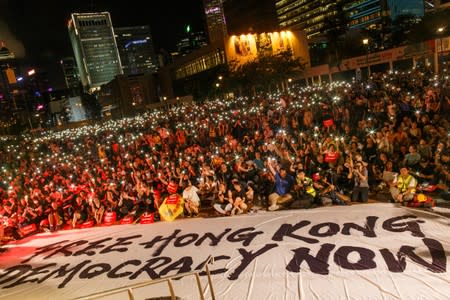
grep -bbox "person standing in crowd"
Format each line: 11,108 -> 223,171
348,159 -> 369,203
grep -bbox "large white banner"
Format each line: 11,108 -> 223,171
0,203 -> 449,300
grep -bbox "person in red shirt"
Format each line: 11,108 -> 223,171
324,143 -> 340,166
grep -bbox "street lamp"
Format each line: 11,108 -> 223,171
362,38 -> 370,77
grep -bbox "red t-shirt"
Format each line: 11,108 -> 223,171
324,151 -> 339,163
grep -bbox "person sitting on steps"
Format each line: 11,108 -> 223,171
390,166 -> 417,204
267,157 -> 295,211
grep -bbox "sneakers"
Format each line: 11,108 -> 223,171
268,204 -> 280,211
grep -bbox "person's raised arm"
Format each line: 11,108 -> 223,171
271,143 -> 284,159
267,157 -> 277,176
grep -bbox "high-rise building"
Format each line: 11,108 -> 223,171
0,41 -> 16,102
67,12 -> 123,92
203,0 -> 228,45
275,0 -> 347,40
386,0 -> 424,21
60,57 -> 80,94
345,0 -> 383,29
114,25 -> 158,75
175,27 -> 208,56
0,41 -> 17,132
345,0 -> 424,29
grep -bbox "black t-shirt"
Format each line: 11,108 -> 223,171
218,168 -> 233,189
231,186 -> 246,200
373,158 -> 386,173
363,145 -> 378,163
414,162 -> 434,183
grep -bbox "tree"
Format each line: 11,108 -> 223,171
227,50 -> 306,96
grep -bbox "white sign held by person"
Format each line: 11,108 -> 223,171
0,204 -> 449,299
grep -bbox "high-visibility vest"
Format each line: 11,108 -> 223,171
397,175 -> 415,194
298,177 -> 316,198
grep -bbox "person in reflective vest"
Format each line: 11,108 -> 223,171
390,166 -> 417,203
295,171 -> 317,205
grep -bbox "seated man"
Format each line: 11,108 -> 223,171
267,158 -> 295,211
390,166 -> 417,203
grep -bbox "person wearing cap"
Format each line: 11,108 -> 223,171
267,157 -> 295,211
390,166 -> 417,203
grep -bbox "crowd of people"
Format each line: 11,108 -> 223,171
0,66 -> 449,241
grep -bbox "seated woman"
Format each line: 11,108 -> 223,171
181,179 -> 201,217
70,194 -> 90,229
228,179 -> 248,215
90,194 -> 105,225
213,181 -> 232,215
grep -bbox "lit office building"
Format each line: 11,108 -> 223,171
203,0 -> 228,44
345,0 -> 424,29
60,57 -> 80,94
114,25 -> 158,75
0,41 -> 17,132
387,0 -> 424,21
67,12 -> 123,92
275,0 -> 345,40
175,27 -> 208,56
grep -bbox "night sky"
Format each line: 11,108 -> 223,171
0,0 -> 205,88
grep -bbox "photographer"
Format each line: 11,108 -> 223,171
348,154 -> 369,203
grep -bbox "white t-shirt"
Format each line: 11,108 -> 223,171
183,186 -> 200,205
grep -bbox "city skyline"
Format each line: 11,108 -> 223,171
0,0 -> 205,88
